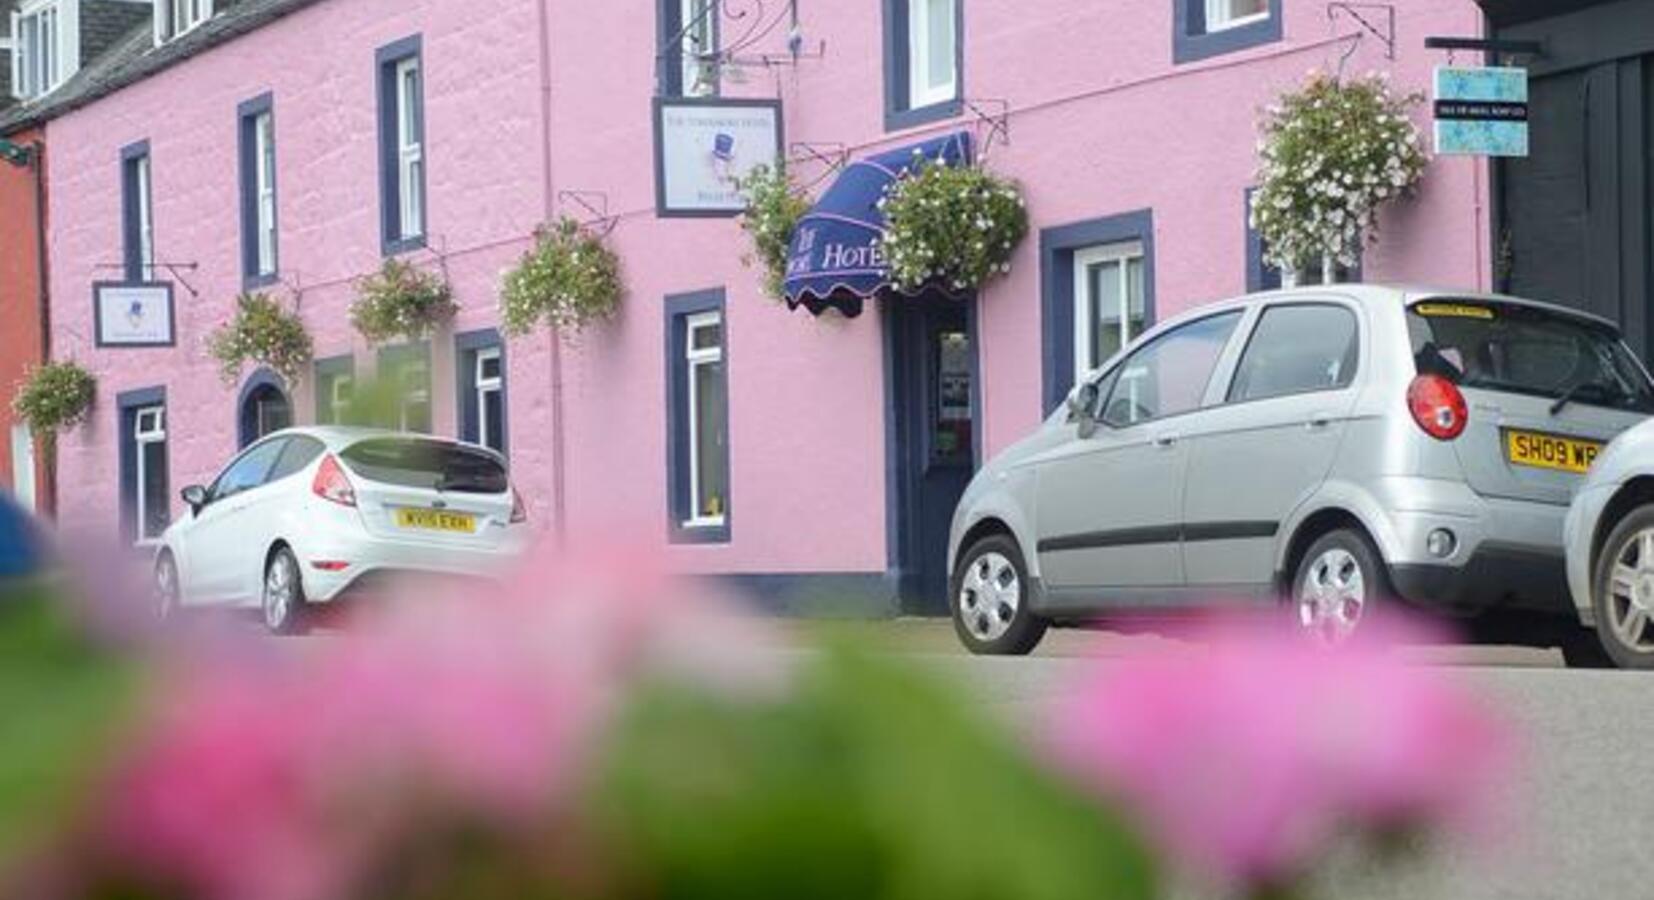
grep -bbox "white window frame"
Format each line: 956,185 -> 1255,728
133,405 -> 166,545
11,0 -> 78,102
1073,241 -> 1146,378
394,55 -> 425,241
254,110 -> 277,277
135,154 -> 155,280
155,0 -> 213,45
10,423 -> 36,513
683,311 -> 726,530
474,347 -> 504,453
678,0 -> 718,96
398,357 -> 430,433
1204,0 -> 1270,34
329,373 -> 354,424
906,0 -> 957,110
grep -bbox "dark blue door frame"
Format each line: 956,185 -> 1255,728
883,293 -> 981,614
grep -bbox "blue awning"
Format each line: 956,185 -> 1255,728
782,132 -> 973,317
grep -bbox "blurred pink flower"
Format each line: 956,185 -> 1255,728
1047,619 -> 1516,889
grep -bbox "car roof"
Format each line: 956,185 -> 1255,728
1223,283 -> 1622,331
251,426 -> 495,456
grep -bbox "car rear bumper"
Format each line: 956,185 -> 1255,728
1390,544 -> 1571,616
295,529 -> 530,602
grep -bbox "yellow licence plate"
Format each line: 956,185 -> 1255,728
394,509 -> 477,533
1505,430 -> 1603,475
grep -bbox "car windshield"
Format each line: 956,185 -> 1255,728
1407,300 -> 1654,413
340,438 -> 508,494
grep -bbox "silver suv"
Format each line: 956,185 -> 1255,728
948,286 -> 1654,656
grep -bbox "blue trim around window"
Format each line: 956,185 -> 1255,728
237,92 -> 278,290
120,140 -> 150,283
313,355 -> 354,425
664,288 -> 731,545
1039,209 -> 1157,415
881,0 -> 965,132
656,0 -> 720,97
117,385 -> 167,544
376,34 -> 426,257
1173,0 -> 1283,64
1244,188 -> 1362,291
455,328 -> 507,456
235,367 -> 288,450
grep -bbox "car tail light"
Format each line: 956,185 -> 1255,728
312,454 -> 357,507
509,487 -> 528,524
1407,374 -> 1468,441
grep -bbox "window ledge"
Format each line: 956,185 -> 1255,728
670,521 -> 731,545
382,234 -> 428,258
243,271 -> 280,291
885,96 -> 964,134
1173,7 -> 1282,65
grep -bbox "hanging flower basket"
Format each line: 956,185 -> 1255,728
500,217 -> 624,337
738,163 -> 812,300
1252,72 -> 1428,278
207,293 -> 314,387
350,258 -> 459,345
880,158 -> 1028,295
11,361 -> 96,438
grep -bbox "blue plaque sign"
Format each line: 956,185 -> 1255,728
1434,66 -> 1529,157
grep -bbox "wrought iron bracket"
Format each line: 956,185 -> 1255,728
787,141 -> 848,188
93,260 -> 201,298
964,98 -> 1011,158
1327,2 -> 1396,61
556,190 -> 619,237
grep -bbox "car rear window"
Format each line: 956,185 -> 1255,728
1407,300 -> 1654,413
340,438 -> 508,494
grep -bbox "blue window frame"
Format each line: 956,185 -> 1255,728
1245,188 -> 1361,292
377,342 -> 432,434
117,386 -> 168,545
376,35 -> 426,256
456,328 -> 507,456
664,288 -> 730,544
1039,209 -> 1157,414
657,0 -> 720,97
314,355 -> 355,426
238,92 -> 279,289
120,140 -> 153,282
1173,0 -> 1282,65
882,0 -> 964,132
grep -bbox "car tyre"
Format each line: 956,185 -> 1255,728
262,546 -> 312,637
1291,528 -> 1391,645
1588,505 -> 1654,670
153,552 -> 181,623
951,534 -> 1046,656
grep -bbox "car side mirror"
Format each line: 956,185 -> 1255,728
181,485 -> 208,515
1067,382 -> 1101,439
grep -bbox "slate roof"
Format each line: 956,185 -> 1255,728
0,0 -> 326,136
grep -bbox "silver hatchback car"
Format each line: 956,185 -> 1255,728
948,286 -> 1654,656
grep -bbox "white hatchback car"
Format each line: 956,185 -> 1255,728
152,427 -> 530,633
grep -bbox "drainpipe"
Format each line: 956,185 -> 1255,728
535,0 -> 568,544
30,139 -> 55,518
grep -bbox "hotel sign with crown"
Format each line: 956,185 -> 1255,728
653,96 -> 783,217
93,282 -> 176,348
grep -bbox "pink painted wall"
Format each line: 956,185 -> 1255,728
46,0 -> 1489,579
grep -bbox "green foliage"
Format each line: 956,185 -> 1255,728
1252,73 -> 1428,274
737,164 -> 812,300
10,361 -> 96,436
597,646 -> 1157,900
500,218 -> 624,337
881,160 -> 1028,294
351,258 -> 459,345
206,293 -> 314,387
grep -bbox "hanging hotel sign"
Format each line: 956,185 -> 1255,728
1434,66 -> 1529,157
93,282 -> 176,348
653,97 -> 783,217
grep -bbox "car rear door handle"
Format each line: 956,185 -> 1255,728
1305,414 -> 1333,431
1153,433 -> 1179,449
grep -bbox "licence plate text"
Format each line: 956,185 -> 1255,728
394,509 -> 477,533
1505,430 -> 1602,475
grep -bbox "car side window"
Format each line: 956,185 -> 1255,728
267,436 -> 325,483
208,439 -> 289,503
1227,304 -> 1359,403
1101,311 -> 1243,428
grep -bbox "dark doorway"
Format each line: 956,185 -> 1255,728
238,377 -> 292,449
886,294 -> 978,614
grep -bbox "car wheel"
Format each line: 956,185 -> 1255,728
1292,528 -> 1390,645
262,547 -> 311,637
1589,505 -> 1654,670
153,552 -> 180,622
951,534 -> 1046,656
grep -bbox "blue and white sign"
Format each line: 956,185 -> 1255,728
1434,66 -> 1529,157
653,97 -> 783,217
94,282 -> 176,348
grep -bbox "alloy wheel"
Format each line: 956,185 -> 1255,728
264,553 -> 296,632
959,551 -> 1020,643
1604,529 -> 1654,654
1298,547 -> 1366,644
154,556 -> 179,621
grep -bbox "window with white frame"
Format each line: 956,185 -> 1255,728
9,423 -> 36,513
676,0 -> 718,96
11,0 -> 77,101
155,0 -> 213,44
395,55 -> 425,242
254,111 -> 276,276
684,311 -> 727,528
123,147 -> 155,282
906,0 -> 957,110
474,347 -> 505,454
133,406 -> 169,542
1073,241 -> 1147,377
1204,0 -> 1269,32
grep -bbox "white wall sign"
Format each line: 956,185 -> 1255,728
653,97 -> 783,217
94,282 -> 176,347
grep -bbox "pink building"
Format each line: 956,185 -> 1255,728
7,0 -> 1609,613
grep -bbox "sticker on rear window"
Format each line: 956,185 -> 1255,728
1414,303 -> 1495,320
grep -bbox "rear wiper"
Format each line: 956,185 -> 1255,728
1550,382 -> 1621,416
